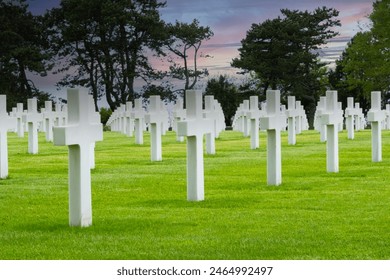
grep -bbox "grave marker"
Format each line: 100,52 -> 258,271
145,96 -> 164,161
321,91 -> 341,173
260,90 -> 285,186
43,101 -> 55,142
286,96 -> 298,145
131,98 -> 145,145
15,103 -> 25,137
53,88 -> 103,227
203,96 -> 218,154
367,91 -> 386,162
173,99 -> 186,142
124,101 -> 134,137
247,96 -> 262,149
23,98 -> 41,154
344,97 -> 356,140
0,95 -> 16,178
177,90 -> 213,201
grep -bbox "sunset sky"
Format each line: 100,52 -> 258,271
26,0 -> 375,103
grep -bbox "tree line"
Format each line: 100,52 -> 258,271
0,0 -> 212,111
1,0 -> 388,128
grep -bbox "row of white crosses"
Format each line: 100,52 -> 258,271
9,100 -> 67,141
107,97 -> 170,146
233,100 -> 251,136
286,96 -> 307,145
233,95 -> 309,148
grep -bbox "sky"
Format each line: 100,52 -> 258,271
26,0 -> 375,104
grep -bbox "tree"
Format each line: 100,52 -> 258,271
49,0 -> 167,111
232,7 -> 340,127
330,0 -> 390,111
370,0 -> 390,95
204,75 -> 240,126
165,19 -> 213,96
0,0 -> 53,110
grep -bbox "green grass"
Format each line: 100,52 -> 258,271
1,129 -> 390,260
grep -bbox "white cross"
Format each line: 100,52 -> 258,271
214,101 -> 226,137
354,103 -> 365,131
159,100 -> 169,136
241,100 -> 250,137
43,101 -> 56,142
286,96 -> 298,145
23,98 -> 41,154
15,103 -> 25,137
0,95 -> 16,178
321,91 -> 341,173
177,90 -> 213,201
247,96 -> 262,149
385,104 -> 390,130
173,99 -> 186,142
344,97 -> 357,140
131,98 -> 146,145
87,95 -> 101,170
259,90 -> 285,186
124,101 -> 134,137
119,104 -> 127,135
295,101 -> 303,134
203,95 -> 218,155
145,96 -> 164,161
316,96 -> 327,142
53,88 -> 103,227
367,91 -> 386,162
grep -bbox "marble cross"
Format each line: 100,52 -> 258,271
286,96 -> 298,145
247,96 -> 262,149
145,96 -> 164,161
203,95 -> 218,155
177,90 -> 213,201
131,98 -> 146,145
321,91 -> 341,173
0,95 -> 16,178
53,88 -> 103,227
260,90 -> 285,186
23,98 -> 41,154
367,91 -> 386,162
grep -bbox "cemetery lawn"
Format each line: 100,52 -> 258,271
1,130 -> 390,260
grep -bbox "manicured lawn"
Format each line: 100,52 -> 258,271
1,129 -> 390,259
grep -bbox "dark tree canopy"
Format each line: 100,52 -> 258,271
0,0 -> 53,109
232,7 -> 340,127
330,0 -> 390,113
49,0 -> 168,111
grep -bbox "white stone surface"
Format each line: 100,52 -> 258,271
53,88 -> 103,227
23,98 -> 41,154
315,96 -> 327,142
177,90 -> 213,201
124,102 -> 134,137
286,96 -> 298,145
260,90 -> 285,186
321,91 -> 341,173
15,103 -> 25,138
247,96 -> 262,149
145,96 -> 164,161
0,95 -> 16,178
173,99 -> 186,142
203,96 -> 218,155
131,98 -> 146,145
43,101 -> 56,142
367,91 -> 386,162
344,97 -> 358,140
